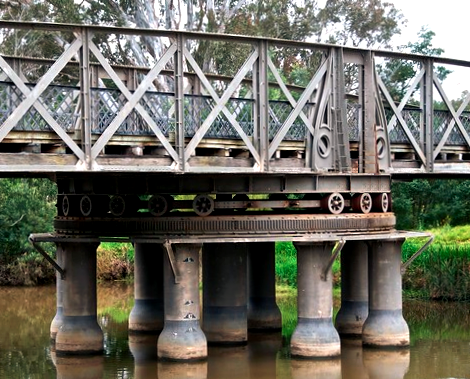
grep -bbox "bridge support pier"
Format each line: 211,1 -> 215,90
202,242 -> 248,345
55,242 -> 103,355
335,240 -> 369,338
158,243 -> 207,361
50,244 -> 64,341
291,242 -> 340,359
362,239 -> 410,348
129,243 -> 164,334
247,242 -> 282,332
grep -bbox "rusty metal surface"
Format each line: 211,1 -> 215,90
53,213 -> 396,237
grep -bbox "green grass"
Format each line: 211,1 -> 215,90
403,226 -> 470,301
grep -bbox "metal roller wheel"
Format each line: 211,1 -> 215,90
148,194 -> 169,217
109,195 -> 126,217
373,193 -> 390,213
80,195 -> 93,217
193,194 -> 214,217
62,195 -> 71,217
233,193 -> 249,212
322,192 -> 344,215
352,193 -> 372,214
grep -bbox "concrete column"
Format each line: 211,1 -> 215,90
335,240 -> 369,338
291,242 -> 340,359
247,242 -> 282,332
50,244 -> 64,341
55,242 -> 103,355
158,243 -> 207,361
203,243 -> 247,345
129,243 -> 164,334
362,239 -> 410,348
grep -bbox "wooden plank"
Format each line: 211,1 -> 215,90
95,156 -> 173,166
188,156 -> 254,168
0,153 -> 77,166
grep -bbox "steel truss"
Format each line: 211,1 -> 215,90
0,21 -> 469,175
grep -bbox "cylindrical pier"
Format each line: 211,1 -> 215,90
55,242 -> 103,355
362,239 -> 410,348
158,243 -> 207,361
202,243 -> 247,345
291,242 -> 340,358
335,240 -> 369,338
129,243 -> 164,334
50,244 -> 64,341
247,242 -> 282,332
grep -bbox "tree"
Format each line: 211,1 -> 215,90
0,178 -> 57,263
379,27 -> 452,102
316,0 -> 404,48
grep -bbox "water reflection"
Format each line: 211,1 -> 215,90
290,359 -> 341,379
363,349 -> 410,379
129,334 -> 158,379
52,353 -> 104,379
158,361 -> 208,379
341,339 -> 368,379
1,284 -> 470,379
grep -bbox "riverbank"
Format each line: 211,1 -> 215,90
0,242 -> 134,286
2,226 -> 470,301
402,225 -> 470,301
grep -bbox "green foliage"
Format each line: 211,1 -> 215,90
317,0 -> 404,48
275,241 -> 297,287
96,243 -> 134,281
0,178 -> 56,263
392,179 -> 470,230
403,238 -> 470,301
380,27 -> 451,102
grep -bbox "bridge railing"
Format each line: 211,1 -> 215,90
0,21 -> 469,174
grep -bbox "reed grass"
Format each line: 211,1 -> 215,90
403,232 -> 470,301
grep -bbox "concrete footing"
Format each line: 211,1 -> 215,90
55,242 -> 103,355
129,243 -> 164,334
158,243 -> 207,361
203,243 -> 247,345
335,241 -> 369,338
362,239 -> 410,348
291,242 -> 341,359
50,244 -> 64,341
247,242 -> 282,332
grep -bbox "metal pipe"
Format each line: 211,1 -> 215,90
400,235 -> 434,275
29,234 -> 65,279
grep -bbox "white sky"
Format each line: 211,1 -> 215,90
316,0 -> 470,99
386,0 -> 470,99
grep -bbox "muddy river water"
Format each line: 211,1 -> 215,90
0,283 -> 469,378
